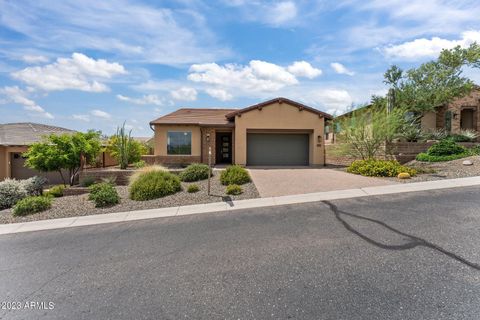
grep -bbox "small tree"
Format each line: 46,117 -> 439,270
106,123 -> 147,169
24,131 -> 101,185
335,105 -> 403,160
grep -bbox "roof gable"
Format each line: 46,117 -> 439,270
0,123 -> 75,146
225,97 -> 332,120
150,108 -> 236,126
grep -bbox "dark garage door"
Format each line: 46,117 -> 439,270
11,153 -> 66,184
247,133 -> 309,166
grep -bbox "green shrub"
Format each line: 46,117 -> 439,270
416,152 -> 473,162
427,139 -> 466,156
187,184 -> 200,193
129,171 -> 181,201
179,163 -> 211,182
88,183 -> 119,208
226,184 -> 242,195
12,196 -> 52,216
347,160 -> 417,177
21,176 -> 47,196
133,160 -> 146,169
46,185 -> 65,197
80,176 -> 96,187
0,179 -> 28,210
220,165 -> 251,185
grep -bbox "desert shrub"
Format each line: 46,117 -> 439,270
133,160 -> 146,169
100,175 -> 117,185
80,176 -> 97,187
129,165 -> 168,184
226,184 -> 242,195
46,185 -> 65,197
449,129 -> 479,142
415,152 -> 472,162
12,196 -> 52,216
427,139 -> 466,156
347,160 -> 416,177
129,170 -> 181,201
424,128 -> 448,141
179,163 -> 211,182
187,184 -> 200,193
0,179 -> 28,210
88,182 -> 119,207
220,165 -> 251,185
21,176 -> 47,196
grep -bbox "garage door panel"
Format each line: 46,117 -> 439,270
247,133 -> 309,166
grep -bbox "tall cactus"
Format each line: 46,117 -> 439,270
115,122 -> 132,170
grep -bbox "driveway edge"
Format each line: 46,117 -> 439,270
1,176 -> 480,235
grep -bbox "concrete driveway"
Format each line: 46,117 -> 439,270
248,167 -> 397,197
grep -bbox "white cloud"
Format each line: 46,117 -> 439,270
287,61 -> 322,79
205,88 -> 233,101
188,60 -> 299,96
382,30 -> 480,60
72,114 -> 90,122
116,94 -> 164,106
0,86 -> 53,118
12,53 -> 126,92
330,62 -> 355,76
270,1 -> 298,26
295,88 -> 353,115
21,55 -> 49,64
170,87 -> 198,101
90,109 -> 111,119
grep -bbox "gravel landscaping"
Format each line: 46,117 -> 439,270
392,155 -> 480,183
0,173 -> 259,224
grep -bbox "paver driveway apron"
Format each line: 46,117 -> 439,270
248,168 -> 397,197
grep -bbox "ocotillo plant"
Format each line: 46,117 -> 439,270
115,122 -> 132,169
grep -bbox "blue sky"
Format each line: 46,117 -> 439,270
1,0 -> 480,136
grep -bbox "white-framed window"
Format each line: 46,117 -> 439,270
167,131 -> 192,155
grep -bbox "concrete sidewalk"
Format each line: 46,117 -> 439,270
1,176 -> 480,235
248,168 -> 396,197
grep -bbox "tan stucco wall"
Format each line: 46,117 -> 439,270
153,124 -> 201,157
0,146 -> 29,180
421,111 -> 437,131
234,102 -> 326,165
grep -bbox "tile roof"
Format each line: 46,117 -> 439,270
0,123 -> 75,146
225,97 -> 333,120
150,108 -> 237,126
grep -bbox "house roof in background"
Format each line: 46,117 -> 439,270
150,108 -> 237,126
0,123 -> 75,146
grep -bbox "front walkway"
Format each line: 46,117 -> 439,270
248,167 -> 397,197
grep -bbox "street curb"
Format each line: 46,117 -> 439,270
1,176 -> 480,235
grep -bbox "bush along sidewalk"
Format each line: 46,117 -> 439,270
220,165 -> 251,185
88,183 -> 120,208
347,159 -> 417,177
416,139 -> 479,162
12,196 -> 52,217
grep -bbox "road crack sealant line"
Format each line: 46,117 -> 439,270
322,200 -> 480,271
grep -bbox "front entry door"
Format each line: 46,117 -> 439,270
216,132 -> 232,164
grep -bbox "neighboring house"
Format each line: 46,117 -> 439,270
0,123 -> 75,182
149,97 -> 332,166
328,87 -> 480,142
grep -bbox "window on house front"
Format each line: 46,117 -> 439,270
167,131 -> 192,155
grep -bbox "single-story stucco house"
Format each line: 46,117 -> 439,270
149,97 -> 333,166
0,123 -> 75,183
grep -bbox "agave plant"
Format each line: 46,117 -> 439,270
425,128 -> 448,141
457,129 -> 479,142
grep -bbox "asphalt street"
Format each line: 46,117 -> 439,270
1,186 -> 479,320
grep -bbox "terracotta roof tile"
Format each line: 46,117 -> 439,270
150,108 -> 237,126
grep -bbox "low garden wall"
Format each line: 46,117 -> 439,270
79,168 -> 135,186
141,155 -> 201,167
325,141 -> 478,166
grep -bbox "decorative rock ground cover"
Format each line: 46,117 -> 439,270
0,173 -> 259,224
